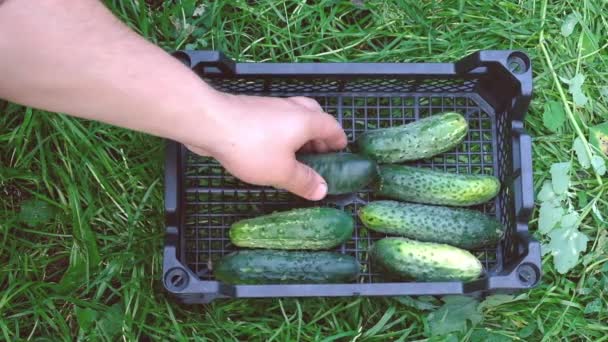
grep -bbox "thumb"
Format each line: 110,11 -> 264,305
280,160 -> 327,201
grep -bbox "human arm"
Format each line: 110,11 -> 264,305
0,0 -> 347,200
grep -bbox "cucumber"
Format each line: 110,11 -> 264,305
297,152 -> 377,195
369,237 -> 483,282
215,250 -> 360,284
229,207 -> 353,250
359,201 -> 504,249
356,112 -> 468,162
376,165 -> 500,206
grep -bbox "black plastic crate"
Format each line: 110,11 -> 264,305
163,50 -> 540,304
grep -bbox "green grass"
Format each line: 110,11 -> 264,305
1,0 -> 607,340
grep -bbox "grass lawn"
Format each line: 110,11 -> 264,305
1,0 -> 607,340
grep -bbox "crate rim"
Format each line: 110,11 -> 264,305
163,49 -> 539,304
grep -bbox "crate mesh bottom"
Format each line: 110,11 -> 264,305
182,91 -> 512,283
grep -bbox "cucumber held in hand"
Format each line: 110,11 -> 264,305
377,165 -> 500,206
229,207 -> 353,250
297,152 -> 378,195
356,112 -> 468,163
215,250 -> 360,284
359,201 -> 504,249
370,237 -> 483,282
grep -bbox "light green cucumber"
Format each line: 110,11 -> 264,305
229,207 -> 353,250
370,237 -> 483,282
376,165 -> 500,206
356,112 -> 468,162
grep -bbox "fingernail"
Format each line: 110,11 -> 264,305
311,182 -> 327,201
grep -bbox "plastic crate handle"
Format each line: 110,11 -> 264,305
456,50 -> 533,122
512,122 -> 534,225
173,51 -> 236,76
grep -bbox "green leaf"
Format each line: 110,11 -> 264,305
583,298 -> 603,314
542,101 -> 566,133
479,294 -> 527,310
470,329 -> 512,342
427,296 -> 481,336
577,189 -> 588,207
537,180 -> 564,204
589,122 -> 608,156
546,225 -> 589,274
591,155 -> 606,176
560,74 -> 588,107
600,87 -> 608,101
538,201 -> 564,234
18,199 -> 55,227
573,137 -> 590,169
550,162 -> 571,195
517,323 -> 536,338
75,306 -> 98,331
581,30 -> 599,58
560,13 -> 578,37
560,211 -> 579,228
394,296 -> 438,311
55,256 -> 87,295
97,303 -> 124,339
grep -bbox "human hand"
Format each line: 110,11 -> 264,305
185,93 -> 347,201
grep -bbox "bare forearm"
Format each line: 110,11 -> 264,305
0,0 -> 224,146
0,0 -> 347,200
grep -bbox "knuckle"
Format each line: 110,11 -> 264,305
289,96 -> 322,111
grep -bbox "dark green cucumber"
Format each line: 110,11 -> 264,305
370,237 -> 483,282
356,112 -> 468,162
297,152 -> 377,195
376,165 -> 500,206
359,201 -> 504,249
215,250 -> 360,284
229,207 -> 353,250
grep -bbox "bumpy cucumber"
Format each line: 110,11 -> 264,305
376,165 -> 500,206
297,152 -> 377,195
359,201 -> 504,249
356,112 -> 468,162
229,207 -> 353,250
215,250 -> 360,284
369,237 -> 483,282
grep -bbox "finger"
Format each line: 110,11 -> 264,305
185,144 -> 212,157
279,160 -> 327,201
312,139 -> 330,153
287,96 -> 323,112
298,141 -> 315,153
307,112 -> 348,150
